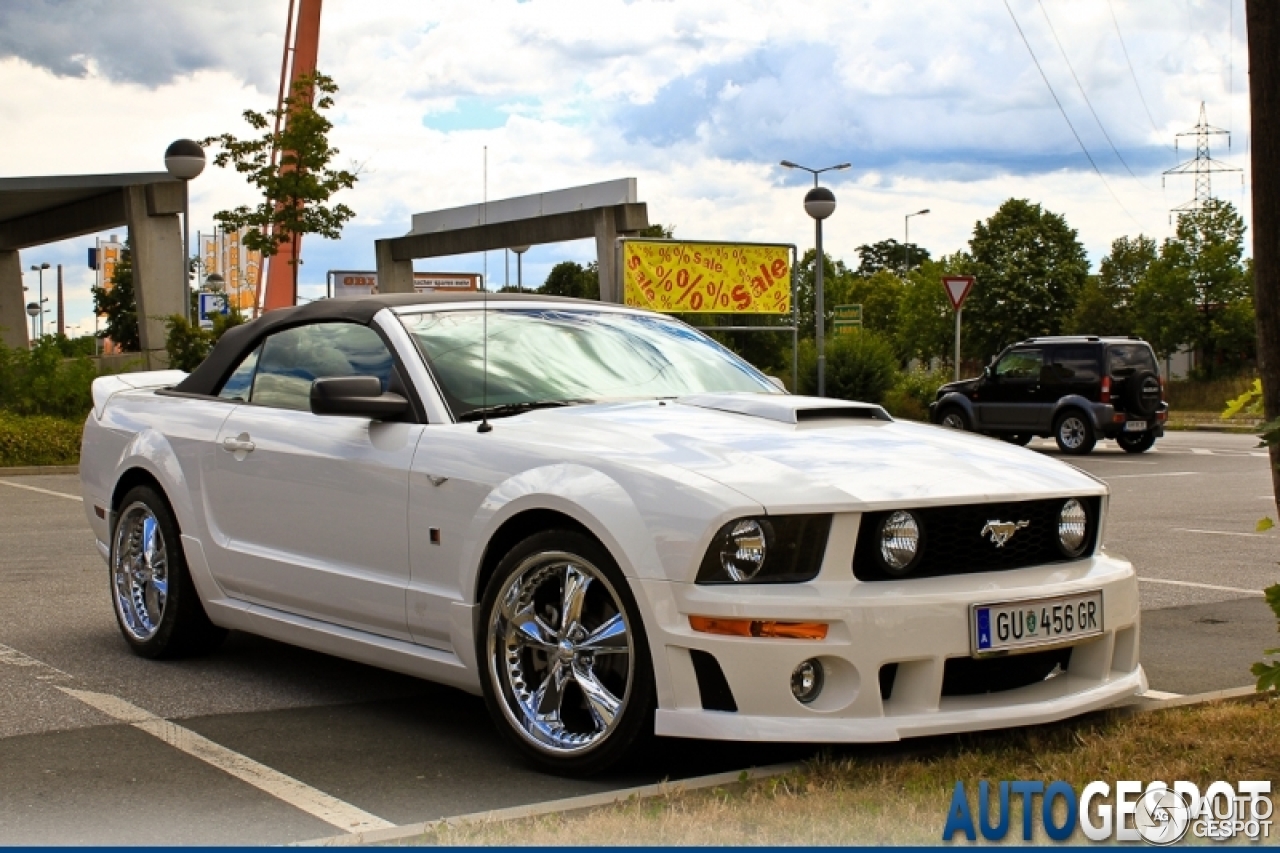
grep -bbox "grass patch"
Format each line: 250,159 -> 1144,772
1165,376 -> 1258,414
0,412 -> 83,467
411,698 -> 1278,846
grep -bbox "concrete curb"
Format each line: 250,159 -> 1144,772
295,762 -> 803,847
0,465 -> 79,476
296,685 -> 1270,847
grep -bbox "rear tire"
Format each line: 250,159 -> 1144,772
477,529 -> 655,777
1053,410 -> 1096,455
110,486 -> 227,659
939,407 -> 969,431
1117,431 -> 1157,453
1002,434 -> 1033,446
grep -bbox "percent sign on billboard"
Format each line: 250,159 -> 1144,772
622,241 -> 792,314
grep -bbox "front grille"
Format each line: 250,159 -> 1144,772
853,498 -> 1099,581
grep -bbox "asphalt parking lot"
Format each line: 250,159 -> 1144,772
0,430 -> 1275,844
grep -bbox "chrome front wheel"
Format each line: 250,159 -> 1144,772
480,531 -> 653,775
112,501 -> 169,642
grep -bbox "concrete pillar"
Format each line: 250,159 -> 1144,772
375,239 -> 415,294
593,209 -> 619,303
125,185 -> 184,368
0,250 -> 29,350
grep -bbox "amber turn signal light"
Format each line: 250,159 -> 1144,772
689,616 -> 828,640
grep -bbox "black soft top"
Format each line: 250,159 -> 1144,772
173,292 -> 595,397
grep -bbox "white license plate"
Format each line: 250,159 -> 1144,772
971,591 -> 1103,655
1124,420 -> 1147,432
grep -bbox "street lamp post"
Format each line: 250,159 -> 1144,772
164,140 -> 207,324
904,209 -> 930,277
28,263 -> 49,337
25,302 -> 39,346
780,160 -> 849,397
512,246 -> 530,292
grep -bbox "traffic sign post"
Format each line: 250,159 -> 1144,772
941,276 -> 975,381
197,292 -> 230,330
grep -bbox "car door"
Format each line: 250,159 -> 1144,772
202,321 -> 422,641
1047,346 -> 1101,432
980,348 -> 1044,429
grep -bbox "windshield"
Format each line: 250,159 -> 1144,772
399,308 -> 777,419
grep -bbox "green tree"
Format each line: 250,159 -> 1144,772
200,72 -> 358,297
1068,235 -> 1155,335
164,311 -> 246,372
965,199 -> 1089,361
1175,199 -> 1252,375
895,255 -> 973,366
845,269 -> 904,335
91,244 -> 139,352
796,329 -> 899,403
540,261 -> 599,299
795,249 -> 854,343
1131,244 -> 1198,364
855,238 -> 930,277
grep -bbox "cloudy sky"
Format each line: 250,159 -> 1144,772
0,0 -> 1250,333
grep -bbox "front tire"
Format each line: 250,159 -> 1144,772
939,407 -> 969,430
1117,431 -> 1157,453
478,530 -> 654,776
1053,410 -> 1096,455
110,486 -> 227,659
1002,434 -> 1033,446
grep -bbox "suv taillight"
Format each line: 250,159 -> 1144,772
1100,375 -> 1111,404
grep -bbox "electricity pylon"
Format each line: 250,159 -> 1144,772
1162,102 -> 1242,221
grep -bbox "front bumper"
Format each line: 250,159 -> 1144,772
637,519 -> 1144,743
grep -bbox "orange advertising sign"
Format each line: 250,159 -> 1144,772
623,241 -> 791,314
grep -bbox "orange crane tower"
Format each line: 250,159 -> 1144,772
258,0 -> 323,314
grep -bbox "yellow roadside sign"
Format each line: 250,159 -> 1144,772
623,241 -> 791,314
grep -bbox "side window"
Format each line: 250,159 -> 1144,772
217,345 -> 262,401
250,323 -> 395,412
1051,347 -> 1100,383
994,349 -> 1043,380
1107,344 -> 1158,377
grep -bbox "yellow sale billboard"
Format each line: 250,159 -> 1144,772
622,241 -> 791,314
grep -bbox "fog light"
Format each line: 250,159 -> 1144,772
790,658 -> 825,704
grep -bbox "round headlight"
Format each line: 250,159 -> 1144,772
1058,499 -> 1089,557
879,510 -> 922,575
720,519 -> 768,581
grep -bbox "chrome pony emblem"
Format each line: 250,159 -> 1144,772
981,520 -> 1029,548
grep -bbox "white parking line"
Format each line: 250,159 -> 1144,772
1172,527 -> 1274,539
0,479 -> 82,501
1138,577 -> 1264,597
1141,690 -> 1184,700
59,688 -> 395,834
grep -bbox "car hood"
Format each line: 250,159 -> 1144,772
495,393 -> 1104,512
937,377 -> 980,397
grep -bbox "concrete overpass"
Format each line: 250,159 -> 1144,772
0,172 -> 186,363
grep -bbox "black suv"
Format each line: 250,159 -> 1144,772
928,336 -> 1168,455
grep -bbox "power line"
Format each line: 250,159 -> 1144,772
1106,0 -> 1168,151
1003,0 -> 1143,228
1036,0 -> 1155,192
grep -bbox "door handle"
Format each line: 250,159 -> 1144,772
222,433 -> 255,453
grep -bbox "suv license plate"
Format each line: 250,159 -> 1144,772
1124,420 -> 1147,432
971,591 -> 1103,655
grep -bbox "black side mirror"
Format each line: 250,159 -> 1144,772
983,365 -> 992,380
311,376 -> 409,419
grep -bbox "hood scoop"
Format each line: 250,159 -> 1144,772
676,393 -> 892,425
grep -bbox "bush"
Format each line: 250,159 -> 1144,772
797,330 -> 899,404
165,311 -> 246,372
884,366 -> 951,421
0,412 -> 82,467
0,338 -> 97,419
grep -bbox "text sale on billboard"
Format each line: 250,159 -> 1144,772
623,241 -> 791,314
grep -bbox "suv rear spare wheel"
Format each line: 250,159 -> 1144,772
1053,410 -> 1096,455
1124,370 -> 1161,417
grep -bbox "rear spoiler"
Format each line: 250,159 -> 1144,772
91,370 -> 188,419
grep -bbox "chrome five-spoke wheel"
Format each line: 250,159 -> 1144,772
112,501 -> 169,642
480,530 -> 653,775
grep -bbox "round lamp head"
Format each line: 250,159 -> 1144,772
164,139 -> 206,180
25,302 -> 39,318
511,245 -> 531,255
204,273 -> 226,290
804,186 -> 836,220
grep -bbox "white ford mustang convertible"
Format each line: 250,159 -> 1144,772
80,294 -> 1146,774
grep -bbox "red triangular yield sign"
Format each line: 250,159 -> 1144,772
941,276 -> 975,311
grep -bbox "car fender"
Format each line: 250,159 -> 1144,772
1051,395 -> 1111,431
112,428 -> 197,535
932,391 -> 976,425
